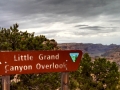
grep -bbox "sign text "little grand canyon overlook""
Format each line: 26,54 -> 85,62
0,50 -> 83,75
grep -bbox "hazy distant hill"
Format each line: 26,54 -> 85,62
58,43 -> 120,69
102,47 -> 120,57
101,46 -> 120,64
58,43 -> 120,57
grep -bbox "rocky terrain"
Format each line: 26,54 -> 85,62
101,47 -> 120,66
58,43 -> 120,56
58,43 -> 120,67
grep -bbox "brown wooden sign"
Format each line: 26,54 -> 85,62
0,50 -> 83,75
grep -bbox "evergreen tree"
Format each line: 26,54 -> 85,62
69,53 -> 93,90
69,53 -> 120,90
92,58 -> 119,90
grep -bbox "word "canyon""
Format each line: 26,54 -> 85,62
5,65 -> 32,73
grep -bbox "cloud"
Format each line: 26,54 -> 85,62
0,0 -> 120,27
73,24 -> 119,36
0,0 -> 117,19
75,25 -> 89,27
79,26 -> 117,31
0,0 -> 120,44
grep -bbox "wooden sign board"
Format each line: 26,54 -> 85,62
0,50 -> 83,75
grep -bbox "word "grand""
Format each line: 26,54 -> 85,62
39,53 -> 59,60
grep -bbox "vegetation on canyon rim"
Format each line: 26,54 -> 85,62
0,24 -> 120,90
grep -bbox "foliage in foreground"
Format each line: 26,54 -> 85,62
70,53 -> 120,90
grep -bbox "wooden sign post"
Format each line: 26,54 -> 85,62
61,72 -> 69,90
1,51 -> 10,90
2,76 -> 10,90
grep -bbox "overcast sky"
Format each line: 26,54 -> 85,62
0,0 -> 120,45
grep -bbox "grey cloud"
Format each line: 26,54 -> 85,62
45,0 -> 68,5
45,0 -> 109,7
73,24 -> 118,36
1,0 -> 116,17
74,28 -> 117,35
74,24 -> 118,31
0,0 -> 120,32
73,31 -> 100,36
75,25 -> 89,27
0,0 -> 120,45
80,26 -> 105,30
74,32 -> 93,36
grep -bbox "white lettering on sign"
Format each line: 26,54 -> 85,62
14,54 -> 33,61
5,65 -> 32,73
36,62 -> 67,70
38,53 -> 59,60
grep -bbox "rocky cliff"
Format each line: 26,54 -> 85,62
58,43 -> 120,57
